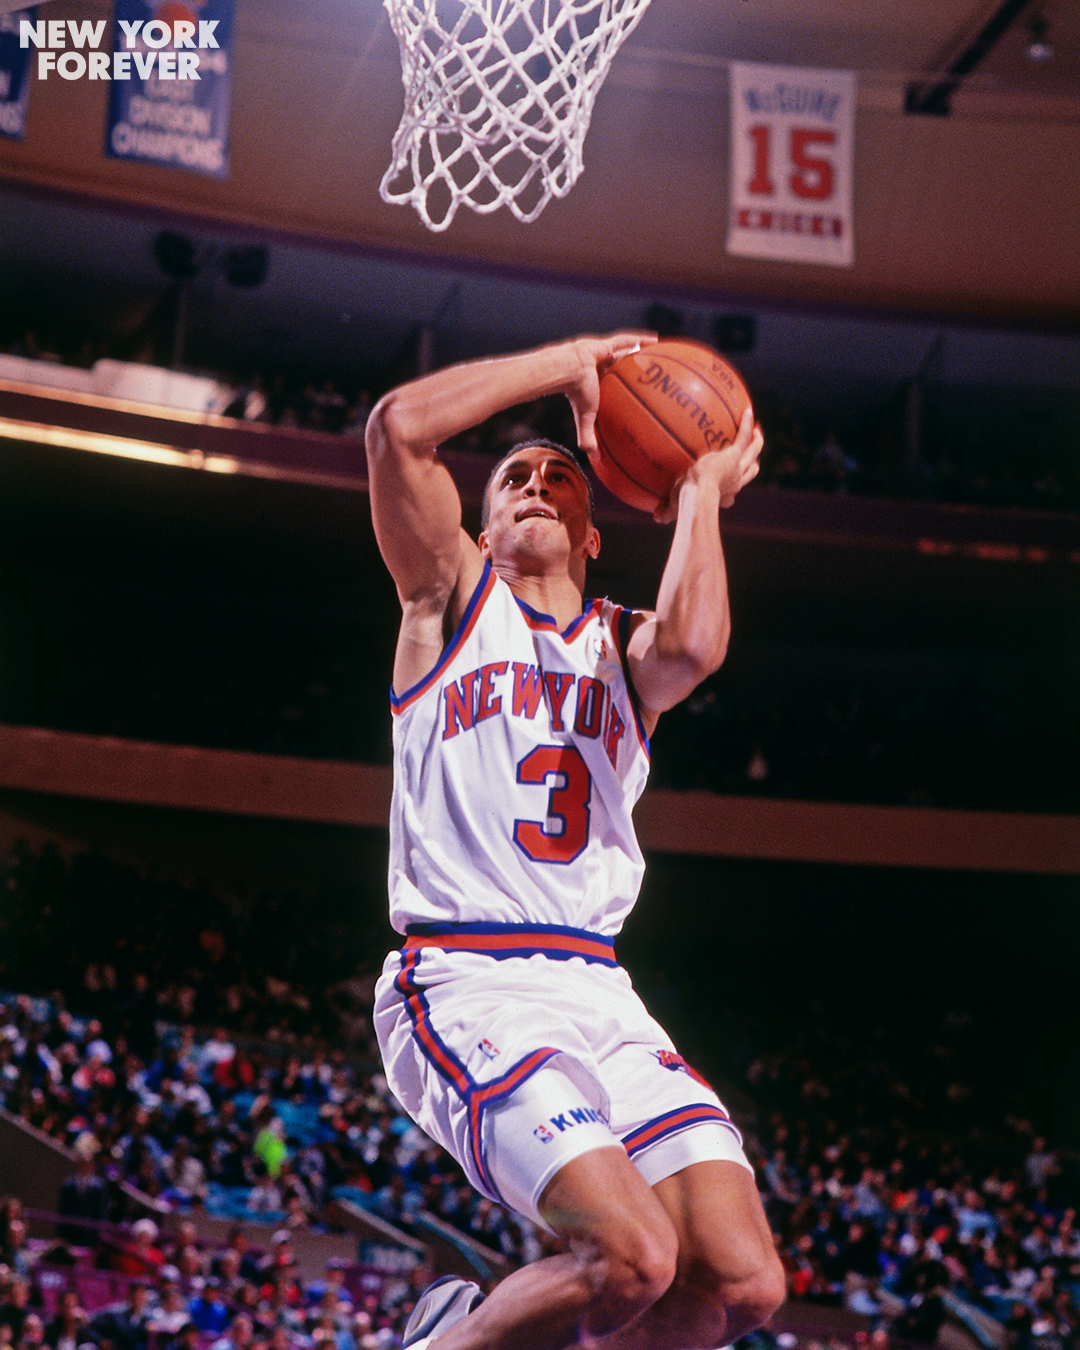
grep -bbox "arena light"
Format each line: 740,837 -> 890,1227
1025,14 -> 1054,60
0,416 -> 241,473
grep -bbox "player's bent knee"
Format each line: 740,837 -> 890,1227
540,1146 -> 680,1334
664,1244 -> 786,1348
720,1250 -> 787,1339
580,1229 -> 678,1337
558,1196 -> 679,1337
736,1255 -> 788,1326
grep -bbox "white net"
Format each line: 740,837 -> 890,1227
379,0 -> 653,231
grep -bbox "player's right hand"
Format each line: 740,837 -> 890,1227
564,332 -> 658,460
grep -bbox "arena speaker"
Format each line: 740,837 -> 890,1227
224,245 -> 269,288
712,313 -> 756,354
153,230 -> 199,280
643,303 -> 685,339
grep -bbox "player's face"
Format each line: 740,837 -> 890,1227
479,445 -> 599,571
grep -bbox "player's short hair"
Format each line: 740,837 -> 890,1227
480,438 -> 595,529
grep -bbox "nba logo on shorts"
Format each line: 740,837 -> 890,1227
534,1124 -> 554,1144
479,1038 -> 500,1060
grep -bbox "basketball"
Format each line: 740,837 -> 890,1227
594,339 -> 753,513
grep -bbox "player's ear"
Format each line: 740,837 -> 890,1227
585,525 -> 600,560
478,530 -> 491,559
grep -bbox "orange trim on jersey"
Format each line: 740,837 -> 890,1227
513,594 -> 605,642
390,563 -> 498,715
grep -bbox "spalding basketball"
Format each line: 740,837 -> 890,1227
594,339 -> 752,513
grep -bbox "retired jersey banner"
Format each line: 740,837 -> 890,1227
0,8 -> 36,141
727,61 -> 856,268
105,0 -> 233,177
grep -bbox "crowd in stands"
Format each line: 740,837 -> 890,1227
434,387 -> 1080,516
0,1194 -> 423,1349
647,662 -> 1075,815
742,1018 -> 1080,1350
0,838 -> 1077,1350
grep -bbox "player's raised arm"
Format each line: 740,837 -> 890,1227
364,331 -> 652,612
626,407 -> 763,731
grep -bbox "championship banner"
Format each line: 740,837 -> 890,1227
105,0 -> 233,177
727,61 -> 856,268
0,7 -> 35,141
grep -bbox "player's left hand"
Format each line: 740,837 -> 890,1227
653,406 -> 762,523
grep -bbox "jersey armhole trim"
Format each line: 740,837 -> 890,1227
614,606 -> 651,756
391,562 -> 497,713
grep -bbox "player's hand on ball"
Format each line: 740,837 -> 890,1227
653,407 -> 762,523
565,332 -> 657,460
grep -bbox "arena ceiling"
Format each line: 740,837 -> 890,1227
5,0 -> 1079,100
264,0 -> 1080,109
1,0 -> 1078,386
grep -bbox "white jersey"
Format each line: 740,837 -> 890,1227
388,562 -> 651,936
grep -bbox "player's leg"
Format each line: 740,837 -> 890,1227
411,1143 -> 679,1350
595,1158 -> 787,1350
555,966 -> 786,1348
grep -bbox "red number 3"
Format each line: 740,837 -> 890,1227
514,745 -> 592,864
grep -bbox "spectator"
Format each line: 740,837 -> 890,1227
1027,1138 -> 1060,1191
199,1029 -> 238,1085
57,1147 -> 108,1247
147,1277 -> 190,1340
0,1219 -> 31,1280
14,1312 -> 46,1350
214,1228 -> 263,1287
165,1324 -> 203,1350
253,1119 -> 289,1181
113,1219 -> 166,1279
161,1137 -> 209,1207
246,1163 -> 283,1216
304,1261 -> 352,1311
43,1290 -> 88,1350
257,1232 -> 298,1284
0,1277 -> 33,1345
86,1283 -> 154,1350
211,1312 -> 258,1350
187,1279 -> 231,1338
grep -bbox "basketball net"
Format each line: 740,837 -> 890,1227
379,0 -> 652,232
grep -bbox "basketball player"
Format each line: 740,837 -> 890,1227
365,333 -> 783,1350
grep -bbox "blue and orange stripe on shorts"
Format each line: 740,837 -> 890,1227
403,921 -> 618,967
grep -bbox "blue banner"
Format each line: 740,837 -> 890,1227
0,7 -> 36,141
105,0 -> 232,177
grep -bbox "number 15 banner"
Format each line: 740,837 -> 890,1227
727,62 -> 856,268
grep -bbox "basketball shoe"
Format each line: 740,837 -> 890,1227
402,1275 -> 486,1348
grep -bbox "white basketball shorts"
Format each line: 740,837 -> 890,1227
373,922 -> 752,1227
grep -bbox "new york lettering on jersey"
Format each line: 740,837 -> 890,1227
387,564 -> 651,935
